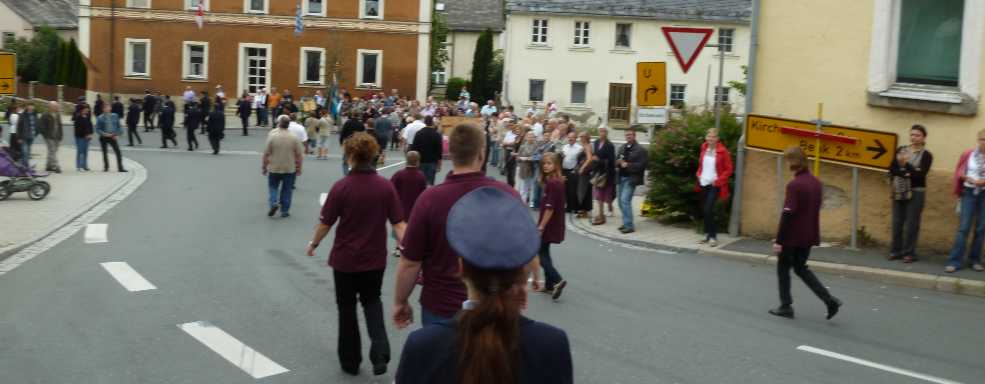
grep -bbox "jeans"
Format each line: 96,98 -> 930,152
618,176 -> 637,230
890,189 -> 926,258
421,307 -> 451,327
489,143 -> 500,166
75,137 -> 90,170
341,153 -> 349,175
256,108 -> 268,127
19,137 -> 32,167
333,269 -> 389,370
267,173 -> 296,214
701,185 -> 720,240
777,246 -> 833,307
539,240 -> 564,290
947,187 -> 985,268
420,162 -> 437,185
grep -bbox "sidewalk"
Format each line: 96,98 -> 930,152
0,143 -> 141,259
570,195 -> 985,298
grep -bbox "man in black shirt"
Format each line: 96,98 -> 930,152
410,117 -> 443,185
143,89 -> 157,132
339,112 -> 365,176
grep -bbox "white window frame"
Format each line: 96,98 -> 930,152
717,28 -> 734,53
185,0 -> 209,11
360,0 -> 384,19
432,69 -> 447,85
532,19 -> 549,44
126,0 -> 151,8
243,0 -> 268,14
570,81 -> 587,104
299,47 -> 326,86
182,41 -> 209,81
237,42 -> 273,97
670,84 -> 686,107
615,23 -> 632,49
714,86 -> 730,106
573,21 -> 591,46
356,49 -> 383,89
302,0 -> 326,16
529,79 -> 545,102
124,38 -> 151,78
868,0 -> 984,111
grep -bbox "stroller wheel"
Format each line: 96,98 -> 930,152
28,181 -> 50,201
0,181 -> 10,201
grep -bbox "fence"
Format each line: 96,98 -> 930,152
13,81 -> 85,103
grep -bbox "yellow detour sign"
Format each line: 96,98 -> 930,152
746,114 -> 898,170
636,62 -> 667,107
0,52 -> 15,96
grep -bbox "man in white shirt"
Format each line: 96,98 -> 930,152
285,115 -> 308,144
402,114 -> 426,149
531,117 -> 544,140
254,88 -> 269,127
480,100 -> 498,118
182,87 -> 196,103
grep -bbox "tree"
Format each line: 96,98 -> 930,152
727,65 -> 748,96
35,26 -> 61,85
67,39 -> 87,88
490,49 -> 504,102
54,40 -> 70,86
6,27 -> 87,88
446,77 -> 467,101
430,10 -> 449,88
469,29 -> 494,103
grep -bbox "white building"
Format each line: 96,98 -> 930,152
0,0 -> 79,49
502,0 -> 750,127
433,0 -> 504,85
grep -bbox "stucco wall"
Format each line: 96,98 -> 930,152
742,0 -> 984,256
446,30 -> 502,81
0,1 -> 37,48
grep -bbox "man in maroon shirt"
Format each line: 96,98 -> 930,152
390,151 -> 428,256
770,146 -> 842,320
393,123 -> 521,328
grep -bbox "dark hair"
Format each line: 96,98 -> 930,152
424,116 -> 435,127
344,132 -> 380,167
784,146 -> 808,172
449,124 -> 485,167
455,262 -> 525,384
911,124 -> 927,137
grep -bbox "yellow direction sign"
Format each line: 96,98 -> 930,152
746,114 -> 898,170
636,62 -> 666,107
0,52 -> 14,96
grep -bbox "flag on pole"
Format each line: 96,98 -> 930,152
195,0 -> 204,29
294,1 -> 304,37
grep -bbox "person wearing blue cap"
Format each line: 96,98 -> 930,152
395,187 -> 573,384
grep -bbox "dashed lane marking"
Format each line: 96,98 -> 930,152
100,262 -> 157,292
797,345 -> 963,384
84,224 -> 109,244
178,321 -> 289,379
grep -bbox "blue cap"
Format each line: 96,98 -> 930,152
446,187 -> 540,270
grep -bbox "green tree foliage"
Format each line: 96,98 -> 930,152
489,49 -> 504,102
54,40 -> 70,86
446,77 -> 467,101
35,26 -> 61,85
646,108 -> 742,228
430,10 -> 449,76
727,65 -> 748,96
5,26 -> 87,88
67,39 -> 87,88
469,29 -> 495,102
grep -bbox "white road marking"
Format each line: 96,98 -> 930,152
84,224 -> 109,244
100,262 -> 157,292
319,193 -> 328,206
376,161 -> 407,172
797,345 -> 963,384
178,321 -> 289,379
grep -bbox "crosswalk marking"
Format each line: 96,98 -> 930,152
178,321 -> 289,379
84,224 -> 109,244
100,262 -> 157,292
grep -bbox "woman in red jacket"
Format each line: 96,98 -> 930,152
695,129 -> 734,247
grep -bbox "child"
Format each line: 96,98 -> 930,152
537,152 -> 568,300
390,151 -> 428,256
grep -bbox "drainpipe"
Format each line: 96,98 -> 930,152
109,0 -> 116,100
727,0 -> 760,236
501,12 -> 511,107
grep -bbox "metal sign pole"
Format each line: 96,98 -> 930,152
850,167 -> 860,250
705,43 -> 725,130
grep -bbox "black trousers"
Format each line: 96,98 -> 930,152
777,246 -> 833,307
563,169 -> 579,212
144,112 -> 155,131
333,269 -> 389,370
127,123 -> 142,145
208,136 -> 221,154
701,185 -> 719,240
161,124 -> 178,147
186,128 -> 199,149
504,149 -> 516,187
240,116 -> 250,135
99,136 -> 124,171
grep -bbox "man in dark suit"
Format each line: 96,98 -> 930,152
142,89 -> 157,132
159,95 -> 178,148
111,96 -> 124,122
206,106 -> 225,155
770,146 -> 842,320
183,102 -> 202,151
125,99 -> 143,146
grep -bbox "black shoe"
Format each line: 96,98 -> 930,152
160,146 -> 167,149
619,228 -> 635,234
373,363 -> 387,376
768,306 -> 794,319
119,169 -> 128,173
825,297 -> 842,320
341,365 -> 359,376
268,204 -> 279,217
618,226 -> 625,231
552,280 -> 567,300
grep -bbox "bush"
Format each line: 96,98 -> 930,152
646,108 -> 742,228
446,77 -> 467,101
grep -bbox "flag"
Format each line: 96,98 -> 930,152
195,0 -> 204,29
294,1 -> 304,37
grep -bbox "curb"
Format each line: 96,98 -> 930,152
569,216 -> 985,299
0,155 -> 144,262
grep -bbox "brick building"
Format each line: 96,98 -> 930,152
79,0 -> 432,103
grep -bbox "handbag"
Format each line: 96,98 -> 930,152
590,171 -> 608,188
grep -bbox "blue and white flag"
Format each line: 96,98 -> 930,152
294,2 -> 304,37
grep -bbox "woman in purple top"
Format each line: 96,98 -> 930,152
538,152 -> 568,300
306,132 -> 407,376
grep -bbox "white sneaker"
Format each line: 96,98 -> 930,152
708,239 -> 718,247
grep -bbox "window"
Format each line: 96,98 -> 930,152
532,19 -> 548,44
300,47 -> 325,85
182,41 -> 208,80
303,0 -> 325,15
714,86 -> 730,106
432,70 -> 447,85
529,79 -> 545,102
897,0 -> 962,86
126,0 -> 150,8
670,84 -> 686,107
185,0 -> 208,10
360,0 -> 382,19
240,43 -> 271,95
124,38 -> 151,77
570,82 -> 587,104
357,49 -> 383,88
718,28 -> 734,53
2,32 -> 15,48
615,23 -> 632,48
245,0 -> 267,13
574,21 -> 590,46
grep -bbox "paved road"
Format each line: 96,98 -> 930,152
1,131 -> 983,384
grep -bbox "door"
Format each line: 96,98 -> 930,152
608,83 -> 632,123
244,47 -> 268,94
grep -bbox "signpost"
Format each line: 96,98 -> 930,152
661,27 -> 713,74
745,114 -> 898,170
0,52 -> 15,96
636,107 -> 667,125
636,62 -> 667,107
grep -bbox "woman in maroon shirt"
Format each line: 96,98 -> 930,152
538,152 -> 568,300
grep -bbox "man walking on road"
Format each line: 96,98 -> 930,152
393,123 -> 522,328
38,101 -> 63,173
263,116 -> 304,218
409,116 -> 443,185
770,146 -> 842,320
143,89 -> 157,132
159,96 -> 178,148
615,131 -> 648,234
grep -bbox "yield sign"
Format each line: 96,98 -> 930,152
661,27 -> 714,73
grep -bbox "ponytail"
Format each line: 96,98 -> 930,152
455,264 -> 526,384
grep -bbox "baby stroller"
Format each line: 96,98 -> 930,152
0,147 -> 50,201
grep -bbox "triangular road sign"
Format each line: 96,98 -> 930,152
661,27 -> 714,73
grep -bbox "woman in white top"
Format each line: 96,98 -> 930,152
694,129 -> 733,247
